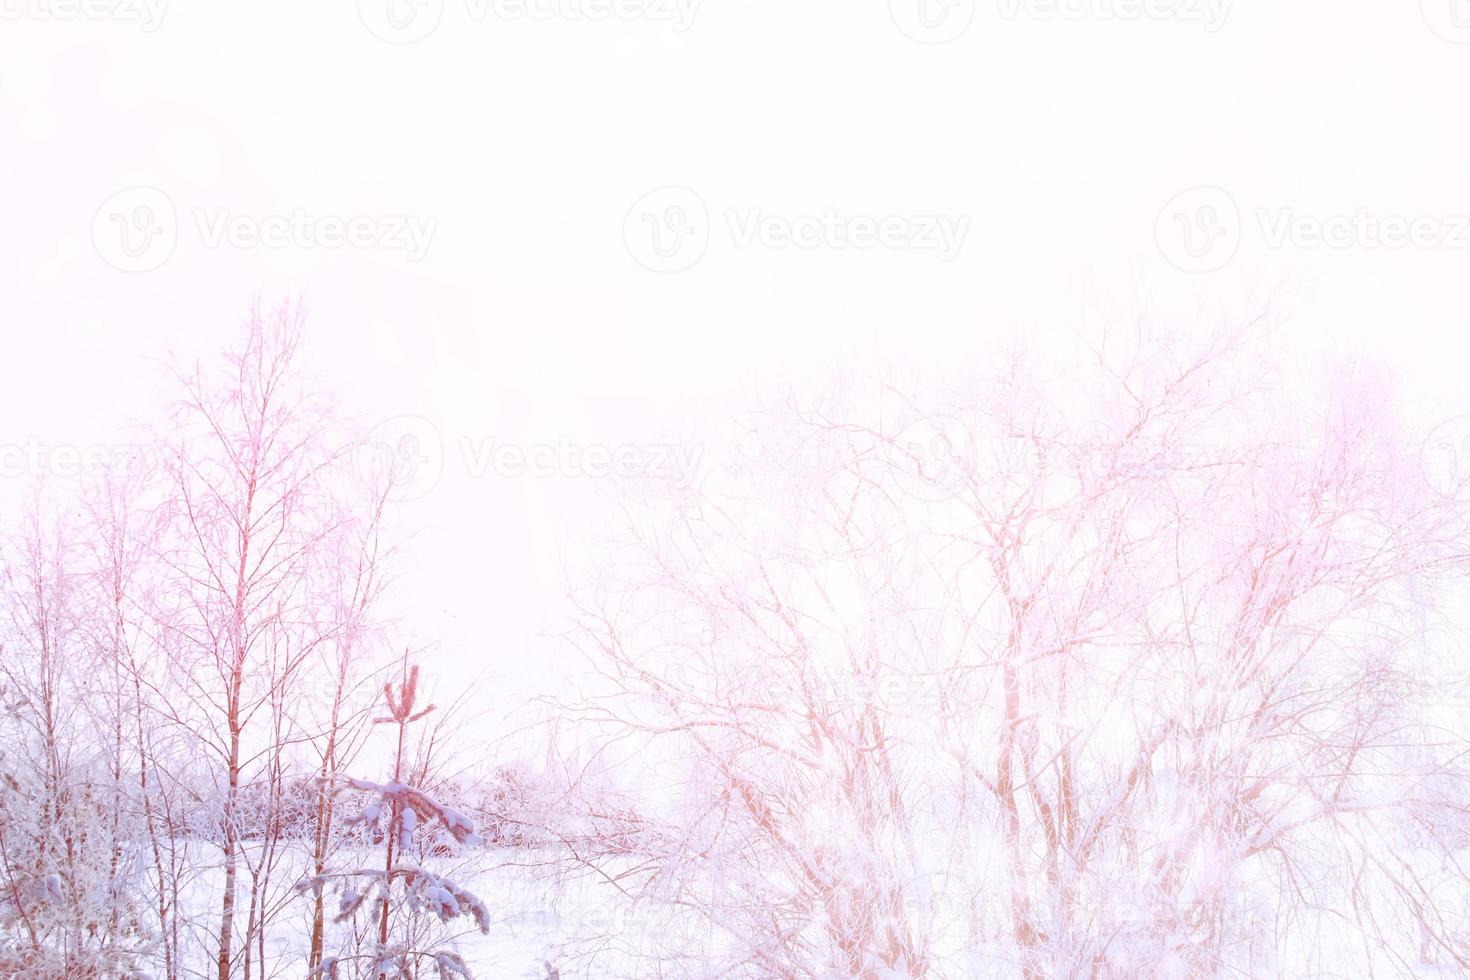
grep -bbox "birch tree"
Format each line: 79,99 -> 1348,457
151,300 -> 361,980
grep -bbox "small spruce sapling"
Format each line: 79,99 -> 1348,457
297,659 -> 488,979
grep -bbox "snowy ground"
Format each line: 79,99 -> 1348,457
148,842 -> 652,979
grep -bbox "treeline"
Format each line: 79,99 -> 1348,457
0,304 -> 496,979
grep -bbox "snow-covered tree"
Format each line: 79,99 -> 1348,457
565,324 -> 1470,978
300,659 -> 490,979
0,499 -> 151,978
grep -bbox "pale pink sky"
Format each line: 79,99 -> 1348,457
3,0 -> 1469,714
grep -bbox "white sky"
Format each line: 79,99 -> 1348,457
3,0 -> 1470,720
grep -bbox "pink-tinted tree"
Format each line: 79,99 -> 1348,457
144,300 -> 394,979
567,325 -> 1470,978
301,657 -> 489,979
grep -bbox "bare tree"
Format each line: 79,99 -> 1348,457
0,302 -> 440,979
301,490 -> 396,977
566,325 -> 1470,978
0,492 -> 153,977
149,300 -> 360,979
